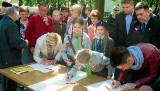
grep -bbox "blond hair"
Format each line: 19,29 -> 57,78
46,33 -> 61,46
70,4 -> 82,16
76,49 -> 92,64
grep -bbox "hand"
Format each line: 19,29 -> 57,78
66,74 -> 73,81
122,83 -> 136,90
50,60 -> 57,65
25,39 -> 28,46
65,60 -> 73,66
107,76 -> 111,79
30,47 -> 34,54
110,81 -> 121,89
42,16 -> 48,25
138,85 -> 153,91
41,58 -> 50,66
90,65 -> 96,70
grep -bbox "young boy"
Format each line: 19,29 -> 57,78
110,43 -> 160,90
66,49 -> 114,81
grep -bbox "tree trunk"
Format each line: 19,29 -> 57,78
71,0 -> 77,5
98,0 -> 105,19
19,0 -> 23,6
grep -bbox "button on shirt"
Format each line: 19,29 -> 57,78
126,15 -> 133,34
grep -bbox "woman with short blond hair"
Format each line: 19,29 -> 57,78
34,33 -> 63,65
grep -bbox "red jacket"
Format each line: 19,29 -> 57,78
118,44 -> 160,88
25,14 -> 55,48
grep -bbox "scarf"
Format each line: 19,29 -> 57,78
127,46 -> 144,70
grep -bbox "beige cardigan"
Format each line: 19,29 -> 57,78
33,34 -> 62,63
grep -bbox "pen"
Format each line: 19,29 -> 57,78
66,82 -> 76,84
105,85 -> 110,91
46,68 -> 52,70
66,72 -> 69,80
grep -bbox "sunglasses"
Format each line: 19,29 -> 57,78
114,9 -> 119,11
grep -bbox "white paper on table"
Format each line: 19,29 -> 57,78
28,71 -> 87,91
29,63 -> 59,73
85,80 -> 122,91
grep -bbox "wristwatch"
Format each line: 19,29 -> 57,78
133,83 -> 137,88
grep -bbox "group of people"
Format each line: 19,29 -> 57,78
0,0 -> 160,91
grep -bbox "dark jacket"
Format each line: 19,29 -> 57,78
113,11 -> 137,47
91,37 -> 114,57
118,43 -> 160,88
126,17 -> 160,49
0,15 -> 27,68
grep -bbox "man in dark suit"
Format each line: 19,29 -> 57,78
0,7 -> 28,91
127,2 -> 160,49
113,0 -> 137,47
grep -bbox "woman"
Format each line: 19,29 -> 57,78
34,33 -> 62,65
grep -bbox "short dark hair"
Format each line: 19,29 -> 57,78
39,2 -> 48,7
110,46 -> 131,67
135,2 -> 149,11
121,0 -> 133,5
61,6 -> 69,12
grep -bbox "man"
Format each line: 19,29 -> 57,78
0,1 -> 12,20
127,2 -> 160,49
25,2 -> 55,55
110,43 -> 160,90
85,7 -> 92,26
113,0 -> 137,47
0,7 -> 28,91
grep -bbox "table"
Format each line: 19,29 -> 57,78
0,63 -> 137,91
0,63 -> 136,91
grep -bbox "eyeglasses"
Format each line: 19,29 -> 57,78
114,9 -> 119,11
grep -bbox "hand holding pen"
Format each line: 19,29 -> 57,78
66,72 -> 72,81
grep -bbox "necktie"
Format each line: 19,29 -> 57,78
76,37 -> 81,51
141,23 -> 146,32
84,64 -> 93,76
96,38 -> 102,52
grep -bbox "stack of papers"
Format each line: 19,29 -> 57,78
10,65 -> 34,74
28,71 -> 87,91
29,63 -> 59,73
85,80 -> 122,91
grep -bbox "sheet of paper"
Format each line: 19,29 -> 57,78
85,80 -> 122,91
28,71 -> 87,91
29,63 -> 59,73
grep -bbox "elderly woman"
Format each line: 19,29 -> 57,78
33,33 -> 62,65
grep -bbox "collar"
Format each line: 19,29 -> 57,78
143,17 -> 150,25
96,35 -> 104,39
125,10 -> 134,16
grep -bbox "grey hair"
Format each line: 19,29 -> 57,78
5,7 -> 17,15
52,10 -> 60,16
